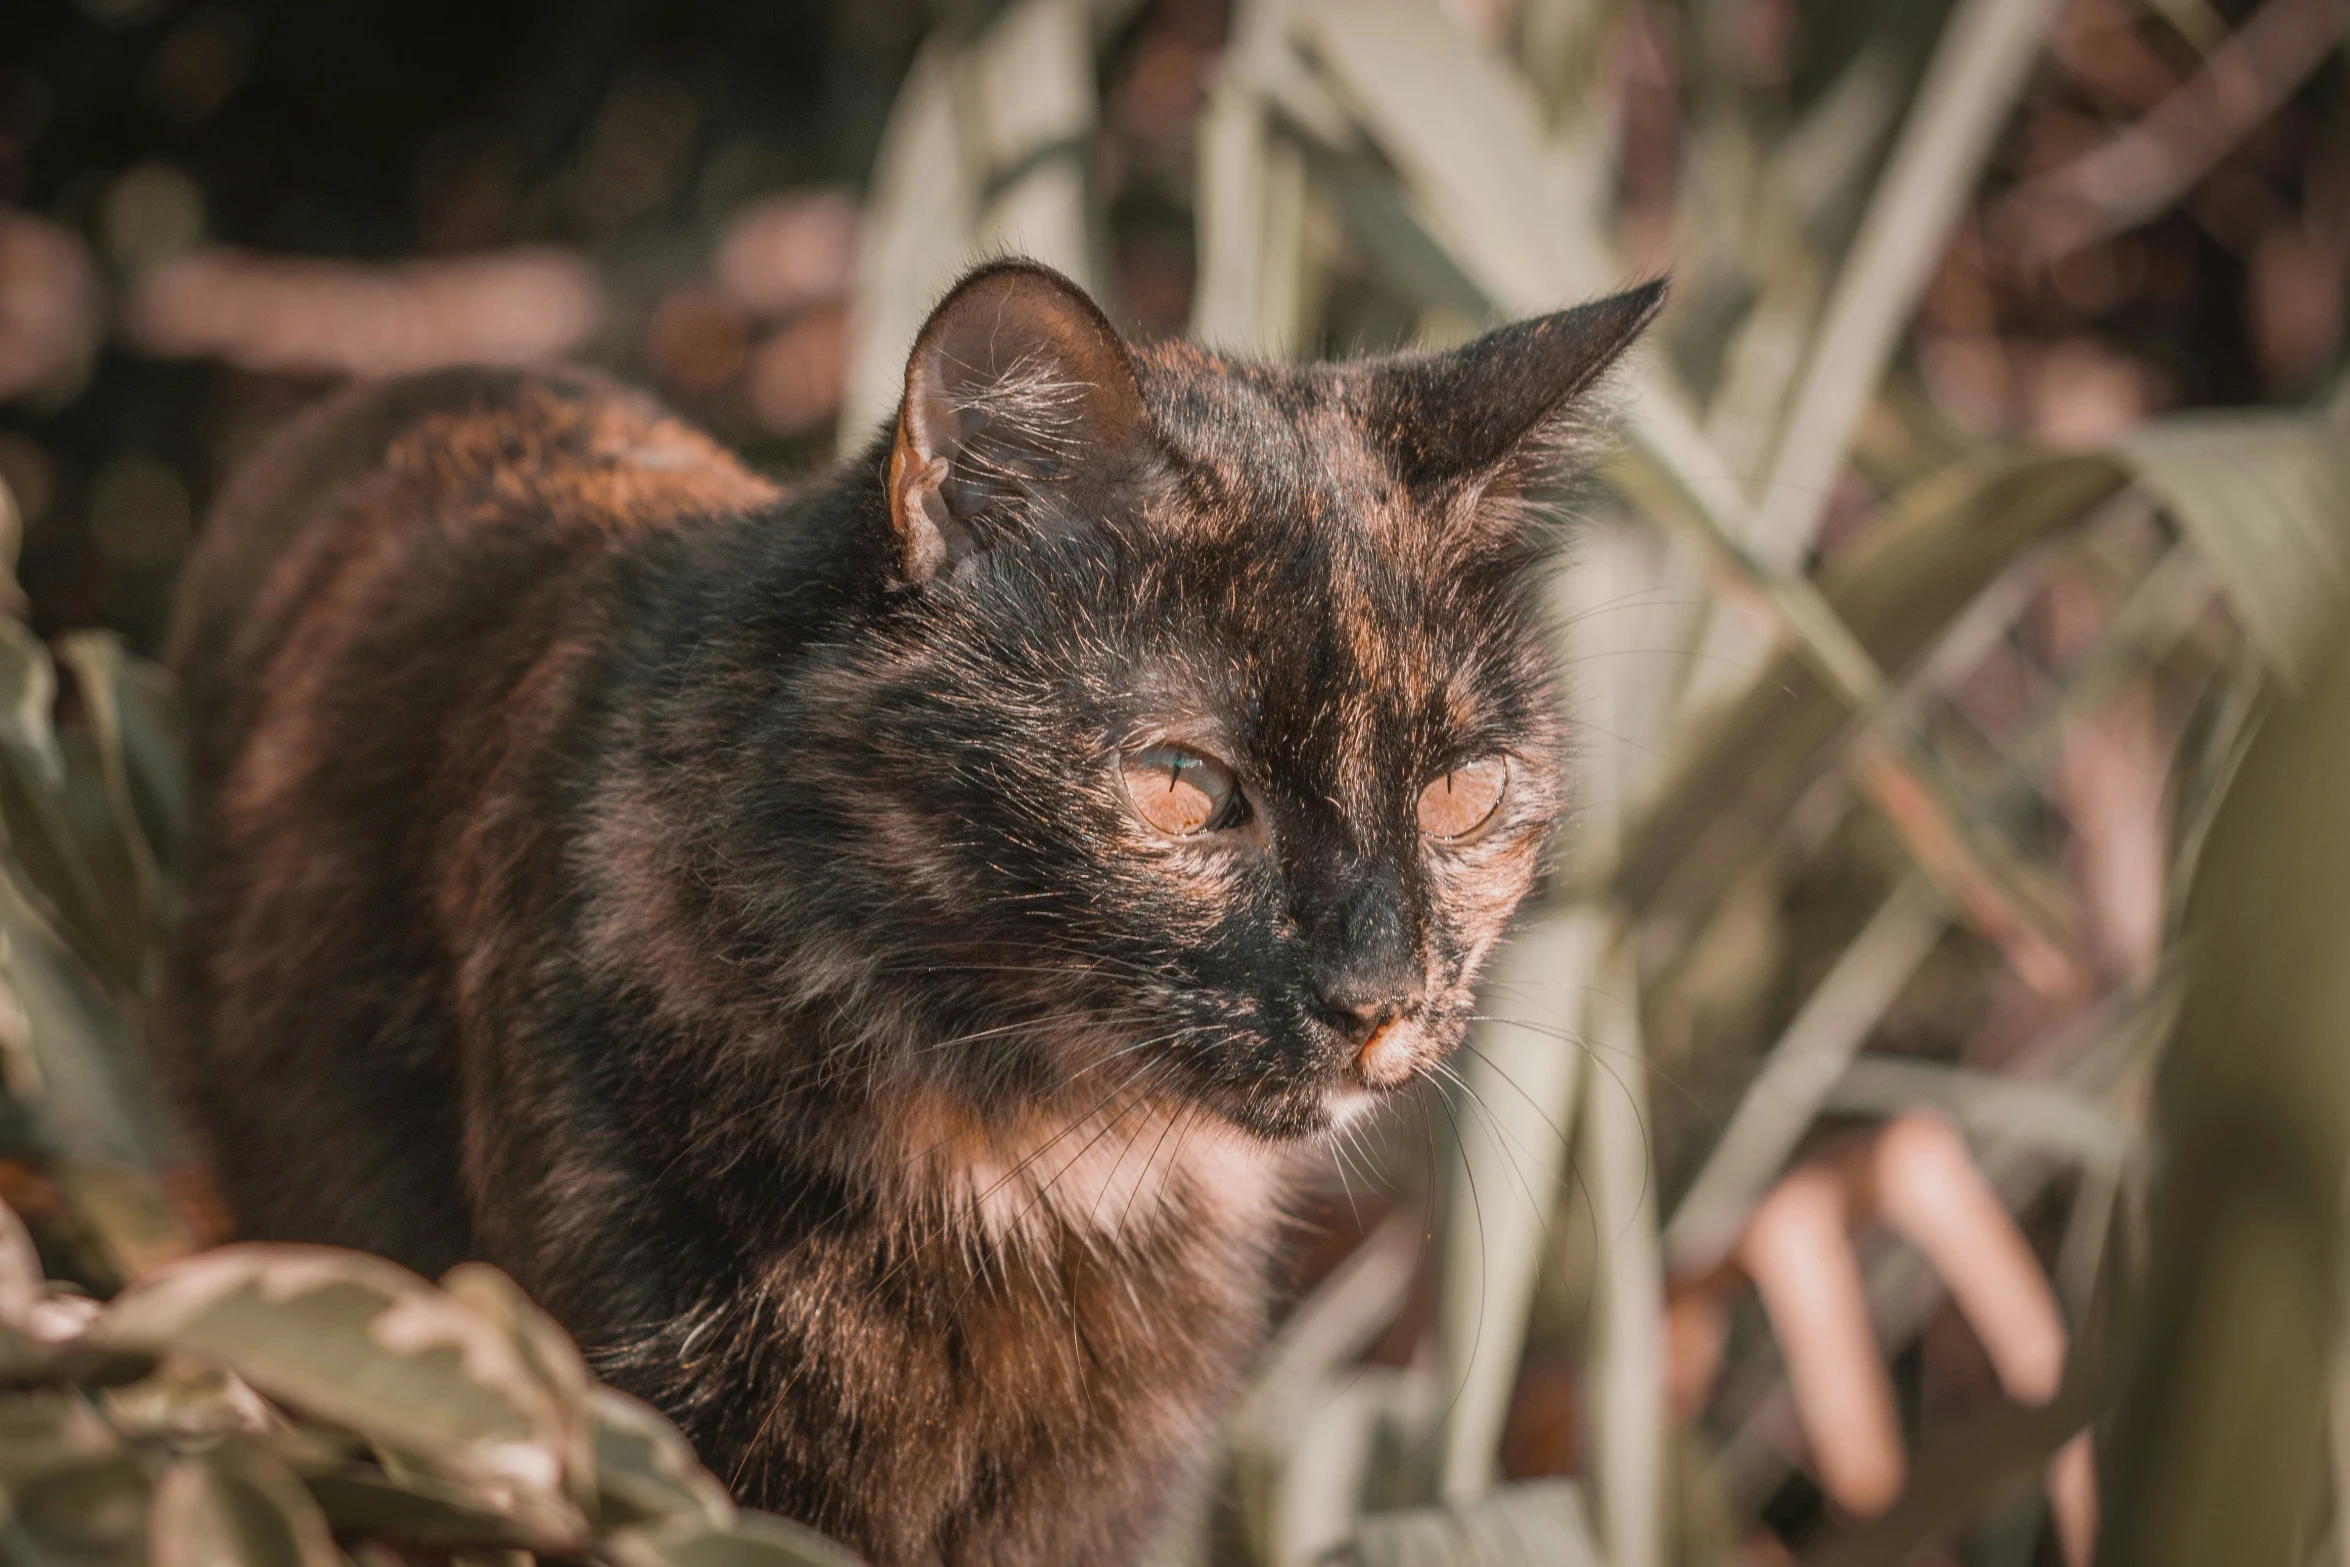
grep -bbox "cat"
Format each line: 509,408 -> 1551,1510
159,260 -> 1662,1566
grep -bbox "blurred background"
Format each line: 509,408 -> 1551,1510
4,0 -> 2339,652
0,1 -> 2347,1565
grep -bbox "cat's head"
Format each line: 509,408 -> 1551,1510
814,261 -> 1659,1143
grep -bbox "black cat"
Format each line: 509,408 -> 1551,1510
160,261 -> 1662,1566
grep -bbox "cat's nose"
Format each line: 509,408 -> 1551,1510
1313,985 -> 1423,1087
1313,960 -> 1426,1057
1307,876 -> 1424,1048
1313,986 -> 1411,1049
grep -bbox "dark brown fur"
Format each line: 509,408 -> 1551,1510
161,264 -> 1660,1565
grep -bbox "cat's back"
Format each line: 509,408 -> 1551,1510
170,366 -> 780,806
162,366 -> 780,1269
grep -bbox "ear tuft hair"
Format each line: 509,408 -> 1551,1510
888,261 -> 1145,584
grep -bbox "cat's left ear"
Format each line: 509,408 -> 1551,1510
1360,279 -> 1666,499
887,261 -> 1147,584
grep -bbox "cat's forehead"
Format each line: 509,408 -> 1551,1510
1129,345 -> 1519,650
1118,347 -> 1544,802
1134,345 -> 1414,541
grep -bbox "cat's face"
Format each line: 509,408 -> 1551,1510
824,264 -> 1659,1143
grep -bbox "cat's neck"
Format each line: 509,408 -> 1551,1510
883,1085 -> 1292,1248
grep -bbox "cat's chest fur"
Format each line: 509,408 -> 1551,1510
894,1086 -> 1287,1243
611,1109 -> 1285,1566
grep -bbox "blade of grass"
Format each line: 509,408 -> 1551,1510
1231,1208 -> 1423,1567
1580,934 -> 1662,1567
1294,0 -> 1617,313
1766,45 -> 1907,244
1662,874 -> 1949,1274
1823,1059 -> 2141,1171
2116,412 -> 2350,683
1191,0 -> 1310,354
970,0 -> 1100,289
2094,619 -> 2350,1567
1350,1478 -> 1604,1567
1434,906 -> 1604,1502
838,40 -> 980,453
1613,401 -> 2092,994
1744,0 -> 2069,572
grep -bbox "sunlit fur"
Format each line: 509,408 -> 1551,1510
161,263 -> 1660,1567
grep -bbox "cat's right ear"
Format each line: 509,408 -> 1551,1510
887,261 -> 1146,584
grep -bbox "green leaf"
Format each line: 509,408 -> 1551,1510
89,1245 -> 586,1547
149,1443 -> 341,1567
1293,0 -> 1613,313
100,1361 -> 275,1445
54,729 -> 157,992
288,1461 -> 540,1548
52,1161 -> 201,1287
0,619 -> 131,990
50,633 -> 184,886
2,1453 -> 151,1565
53,633 -> 181,970
1348,1480 -> 1603,1567
607,1512 -> 868,1567
0,864 -> 186,1194
439,1263 -> 594,1510
585,1385 -> 737,1530
2116,411 -> 2350,683
0,1389 -> 119,1481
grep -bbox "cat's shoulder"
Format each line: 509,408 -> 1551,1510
171,367 -> 782,782
371,366 -> 782,535
214,365 -> 779,551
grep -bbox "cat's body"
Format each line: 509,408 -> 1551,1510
161,264 -> 1659,1565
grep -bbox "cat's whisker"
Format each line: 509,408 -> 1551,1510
940,1061 -> 1178,1312
1118,1099 -> 1203,1240
1459,1010 -> 1703,1109
1440,1040 -> 1586,1172
1427,1060 -> 1568,1227
1405,1083 -> 1494,1469
1448,1042 -> 1634,1279
656,1000 -> 1189,1173
1457,1018 -> 1666,1192
1110,1083 -> 1198,1234
1326,1128 -> 1370,1233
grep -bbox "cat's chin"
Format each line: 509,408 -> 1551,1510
1322,1083 -> 1388,1133
1186,1079 -> 1389,1144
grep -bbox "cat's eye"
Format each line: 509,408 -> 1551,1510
1417,757 -> 1509,841
1122,745 -> 1248,837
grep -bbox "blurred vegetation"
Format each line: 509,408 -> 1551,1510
2,0 -> 2349,1564
0,1204 -> 862,1564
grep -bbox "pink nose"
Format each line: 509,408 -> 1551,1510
1355,1018 -> 1415,1086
